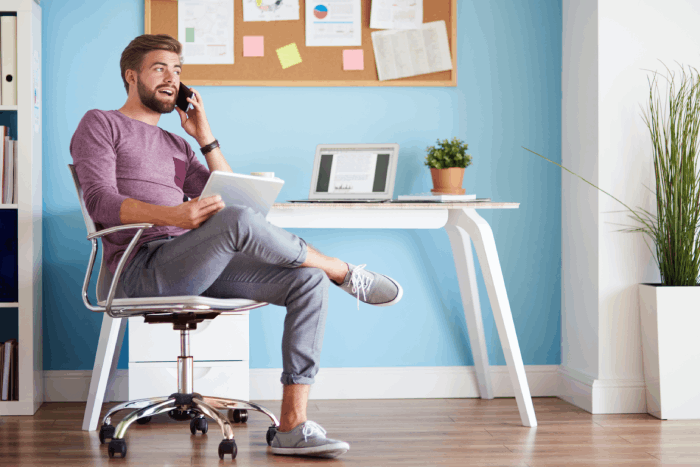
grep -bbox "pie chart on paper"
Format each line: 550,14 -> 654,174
313,5 -> 328,19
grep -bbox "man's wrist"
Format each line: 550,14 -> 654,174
197,134 -> 216,147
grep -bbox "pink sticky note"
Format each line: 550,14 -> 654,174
244,36 -> 265,57
343,49 -> 364,71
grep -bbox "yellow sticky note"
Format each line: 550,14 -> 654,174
276,43 -> 302,69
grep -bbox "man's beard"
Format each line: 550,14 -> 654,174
136,76 -> 176,114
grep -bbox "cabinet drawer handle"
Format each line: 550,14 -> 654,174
165,367 -> 212,380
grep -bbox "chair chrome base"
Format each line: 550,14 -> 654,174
98,329 -> 279,460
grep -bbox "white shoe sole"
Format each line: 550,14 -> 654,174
269,442 -> 350,458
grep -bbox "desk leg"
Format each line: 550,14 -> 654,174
445,220 -> 494,400
450,208 -> 537,427
81,314 -> 127,431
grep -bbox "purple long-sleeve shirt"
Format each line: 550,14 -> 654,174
70,109 -> 210,274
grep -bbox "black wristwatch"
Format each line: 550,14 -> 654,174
200,139 -> 220,155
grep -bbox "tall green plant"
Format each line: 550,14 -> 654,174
525,65 -> 700,286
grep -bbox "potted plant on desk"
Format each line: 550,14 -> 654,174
526,65 -> 700,419
425,137 -> 472,194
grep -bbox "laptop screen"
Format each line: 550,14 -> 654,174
311,145 -> 398,199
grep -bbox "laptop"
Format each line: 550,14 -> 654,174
288,144 -> 399,203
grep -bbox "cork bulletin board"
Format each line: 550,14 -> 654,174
144,0 -> 457,87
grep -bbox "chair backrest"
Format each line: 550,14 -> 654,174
68,164 -> 125,302
68,164 -> 97,235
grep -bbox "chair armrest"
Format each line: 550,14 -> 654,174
87,223 -> 154,240
81,223 -> 154,316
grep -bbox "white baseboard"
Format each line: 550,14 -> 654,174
558,365 -> 647,414
251,365 -> 560,400
43,365 -> 560,402
44,370 -> 129,403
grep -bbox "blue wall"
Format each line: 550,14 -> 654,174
41,0 -> 562,371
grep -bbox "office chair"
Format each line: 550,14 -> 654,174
69,164 -> 280,460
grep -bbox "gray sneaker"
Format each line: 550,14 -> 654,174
335,263 -> 403,309
269,420 -> 350,458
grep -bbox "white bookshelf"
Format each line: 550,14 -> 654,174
0,0 -> 42,416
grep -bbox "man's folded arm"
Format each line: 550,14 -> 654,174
119,198 -> 175,226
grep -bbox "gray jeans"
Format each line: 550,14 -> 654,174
121,205 -> 328,386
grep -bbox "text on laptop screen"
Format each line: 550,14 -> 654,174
315,150 -> 392,194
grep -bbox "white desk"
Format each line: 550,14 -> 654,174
268,202 -> 537,428
82,201 -> 537,431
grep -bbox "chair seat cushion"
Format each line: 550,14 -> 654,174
97,295 -> 266,310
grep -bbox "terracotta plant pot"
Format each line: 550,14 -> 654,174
430,167 -> 466,195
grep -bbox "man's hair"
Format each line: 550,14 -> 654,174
120,34 -> 183,95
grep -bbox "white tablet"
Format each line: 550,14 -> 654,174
199,171 -> 285,216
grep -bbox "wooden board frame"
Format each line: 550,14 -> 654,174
144,0 -> 457,87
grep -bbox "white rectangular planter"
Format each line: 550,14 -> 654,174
639,284 -> 700,419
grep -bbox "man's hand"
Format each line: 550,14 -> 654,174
175,87 -> 214,145
174,87 -> 232,173
168,195 -> 226,229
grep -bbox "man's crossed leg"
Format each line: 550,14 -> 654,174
121,205 -> 402,458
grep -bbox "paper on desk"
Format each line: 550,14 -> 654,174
306,0 -> 361,47
370,0 -> 423,30
178,0 -> 234,65
242,0 -> 300,22
371,20 -> 452,81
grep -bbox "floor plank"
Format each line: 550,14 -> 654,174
1,397 -> 698,466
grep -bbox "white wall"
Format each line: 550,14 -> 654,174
561,0 -> 600,385
562,0 -> 700,413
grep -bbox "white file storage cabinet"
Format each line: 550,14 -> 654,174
128,312 -> 250,401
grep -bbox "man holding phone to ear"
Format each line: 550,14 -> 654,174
70,34 -> 403,459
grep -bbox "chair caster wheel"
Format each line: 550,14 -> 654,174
168,408 -> 196,421
228,409 -> 248,423
190,416 -> 208,434
99,424 -> 115,444
218,439 -> 238,460
266,425 -> 278,446
108,438 -> 127,458
136,416 -> 152,425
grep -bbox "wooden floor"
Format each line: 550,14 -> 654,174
1,397 -> 699,466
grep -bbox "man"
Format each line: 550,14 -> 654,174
70,34 -> 403,459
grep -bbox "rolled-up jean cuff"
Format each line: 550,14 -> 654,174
290,238 -> 308,268
280,372 -> 315,385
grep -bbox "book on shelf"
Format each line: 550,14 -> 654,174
0,126 -> 3,200
0,126 -> 17,204
1,339 -> 18,401
12,140 -> 17,204
3,136 -> 13,204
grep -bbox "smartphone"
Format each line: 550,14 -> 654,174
176,82 -> 194,112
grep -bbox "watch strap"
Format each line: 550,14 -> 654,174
200,139 -> 220,155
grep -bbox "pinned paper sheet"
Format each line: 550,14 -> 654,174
276,43 -> 302,69
343,50 -> 364,70
372,21 -> 452,81
178,0 -> 234,65
244,36 -> 265,57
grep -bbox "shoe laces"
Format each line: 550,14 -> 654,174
301,421 -> 327,442
350,264 -> 374,310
